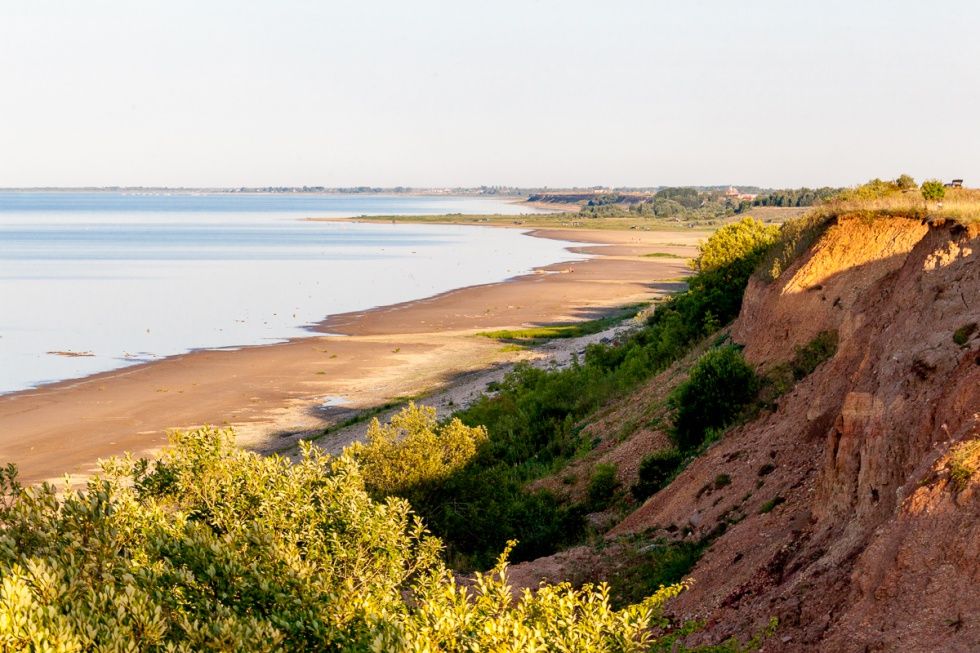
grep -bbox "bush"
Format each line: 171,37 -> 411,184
422,465 -> 585,569
896,173 -> 917,191
947,439 -> 980,491
758,211 -> 834,282
0,429 -> 695,651
394,221 -> 778,568
790,330 -> 839,379
632,448 -> 683,501
587,463 -> 619,510
953,322 -> 977,346
758,496 -> 785,514
348,402 -> 486,505
670,346 -> 760,451
921,179 -> 946,202
609,541 -> 704,609
838,177 -> 903,201
691,217 -> 779,275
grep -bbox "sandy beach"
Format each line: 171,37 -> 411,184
0,227 -> 703,485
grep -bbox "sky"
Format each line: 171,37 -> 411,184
1,0 -> 978,189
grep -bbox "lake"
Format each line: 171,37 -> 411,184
0,192 -> 581,393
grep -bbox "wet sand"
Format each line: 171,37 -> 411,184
0,227 -> 702,484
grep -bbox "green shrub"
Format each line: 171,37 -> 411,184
758,496 -> 785,514
632,448 -> 684,501
587,463 -> 619,510
837,177 -> 905,202
762,362 -> 796,398
400,221 -> 778,568
790,330 -> 839,379
0,429 -> 699,651
896,173 -> 917,191
921,179 -> 946,201
947,439 -> 980,491
953,322 -> 977,346
347,402 -> 486,505
691,218 -> 779,275
670,346 -> 760,451
608,540 -> 703,609
758,211 -> 834,281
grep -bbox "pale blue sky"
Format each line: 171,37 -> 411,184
1,1 -> 977,188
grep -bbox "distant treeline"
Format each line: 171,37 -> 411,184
528,192 -> 652,204
752,187 -> 842,207
529,186 -> 846,224
588,187 -> 751,221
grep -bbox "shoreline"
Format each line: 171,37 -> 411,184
0,226 -> 702,485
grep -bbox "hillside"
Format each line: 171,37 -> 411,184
511,214 -> 979,651
1,191 -> 976,650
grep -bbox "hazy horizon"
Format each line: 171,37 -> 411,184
2,0 -> 978,188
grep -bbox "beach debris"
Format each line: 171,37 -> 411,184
46,350 -> 95,357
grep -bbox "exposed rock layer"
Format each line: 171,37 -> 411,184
517,217 -> 979,651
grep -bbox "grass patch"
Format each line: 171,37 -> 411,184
760,182 -> 980,283
825,185 -> 980,223
586,463 -> 619,511
643,252 -> 685,259
791,330 -> 839,378
632,448 -> 684,501
338,212 -> 713,232
759,330 -> 839,406
479,324 -> 600,341
953,322 -> 977,346
758,496 -> 785,514
313,396 -> 418,439
608,540 -> 704,609
947,440 -> 980,491
758,211 -> 835,282
477,306 -> 642,343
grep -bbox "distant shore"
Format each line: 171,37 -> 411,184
0,226 -> 702,485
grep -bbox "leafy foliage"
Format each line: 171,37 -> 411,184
752,187 -> 841,208
953,322 -> 977,346
947,439 -> 980,492
920,179 -> 946,201
477,305 -> 642,343
632,448 -> 684,501
895,174 -> 917,191
347,402 -> 486,505
608,541 -> 704,609
587,463 -> 620,511
0,429 -> 691,651
691,218 -> 779,275
408,221 -> 780,566
790,330 -> 839,379
758,496 -> 785,514
836,177 -> 908,201
670,346 -> 760,451
757,211 -> 835,282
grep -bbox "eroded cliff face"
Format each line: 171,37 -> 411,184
524,217 -> 978,651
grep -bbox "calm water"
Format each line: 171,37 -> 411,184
0,192 -> 579,393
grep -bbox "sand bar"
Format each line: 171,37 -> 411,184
0,227 -> 703,484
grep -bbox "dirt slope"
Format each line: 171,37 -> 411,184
516,216 -> 979,651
